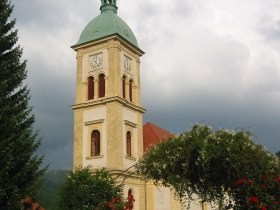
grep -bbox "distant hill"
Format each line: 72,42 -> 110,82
36,170 -> 71,210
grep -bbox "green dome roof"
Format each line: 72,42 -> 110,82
73,3 -> 138,48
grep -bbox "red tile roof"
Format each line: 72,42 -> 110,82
143,122 -> 175,152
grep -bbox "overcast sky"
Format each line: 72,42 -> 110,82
11,0 -> 280,169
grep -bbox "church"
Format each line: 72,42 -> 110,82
71,1 -> 211,209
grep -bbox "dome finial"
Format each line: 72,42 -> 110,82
100,0 -> 118,13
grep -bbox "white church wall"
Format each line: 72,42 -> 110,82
154,186 -> 171,210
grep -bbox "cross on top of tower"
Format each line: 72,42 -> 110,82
100,0 -> 118,13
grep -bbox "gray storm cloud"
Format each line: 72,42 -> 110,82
11,0 -> 280,169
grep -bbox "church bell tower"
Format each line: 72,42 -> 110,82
71,1 -> 190,210
71,0 -> 145,177
71,2 -> 208,210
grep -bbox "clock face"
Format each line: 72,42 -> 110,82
90,53 -> 102,70
124,56 -> 132,73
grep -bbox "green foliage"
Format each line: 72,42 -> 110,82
36,170 -> 71,210
0,0 -> 45,209
58,167 -> 123,210
136,124 -> 280,208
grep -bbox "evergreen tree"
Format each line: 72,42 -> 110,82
0,1 -> 45,209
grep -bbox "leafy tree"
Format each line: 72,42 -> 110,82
0,0 -> 45,209
136,124 -> 280,209
58,167 -> 124,210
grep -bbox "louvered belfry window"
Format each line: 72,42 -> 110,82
122,76 -> 126,98
99,74 -> 105,98
88,76 -> 94,100
129,79 -> 133,102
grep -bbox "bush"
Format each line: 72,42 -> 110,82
232,175 -> 280,210
58,167 -> 123,210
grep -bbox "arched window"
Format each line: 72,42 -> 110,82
128,189 -> 134,205
126,131 -> 131,157
122,76 -> 126,99
88,76 -> 94,100
99,74 -> 105,98
128,189 -> 133,197
129,79 -> 133,102
91,130 -> 100,156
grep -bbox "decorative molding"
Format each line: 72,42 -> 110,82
108,169 -> 143,179
107,42 -> 122,52
124,120 -> 137,128
125,156 -> 137,161
86,155 -> 104,160
84,119 -> 104,126
72,96 -> 146,113
72,34 -> 145,56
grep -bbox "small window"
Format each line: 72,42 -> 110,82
122,76 -> 126,99
128,189 -> 133,197
88,76 -> 94,100
126,131 -> 132,157
128,189 -> 134,208
91,130 -> 100,156
129,79 -> 133,102
99,74 -> 105,98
